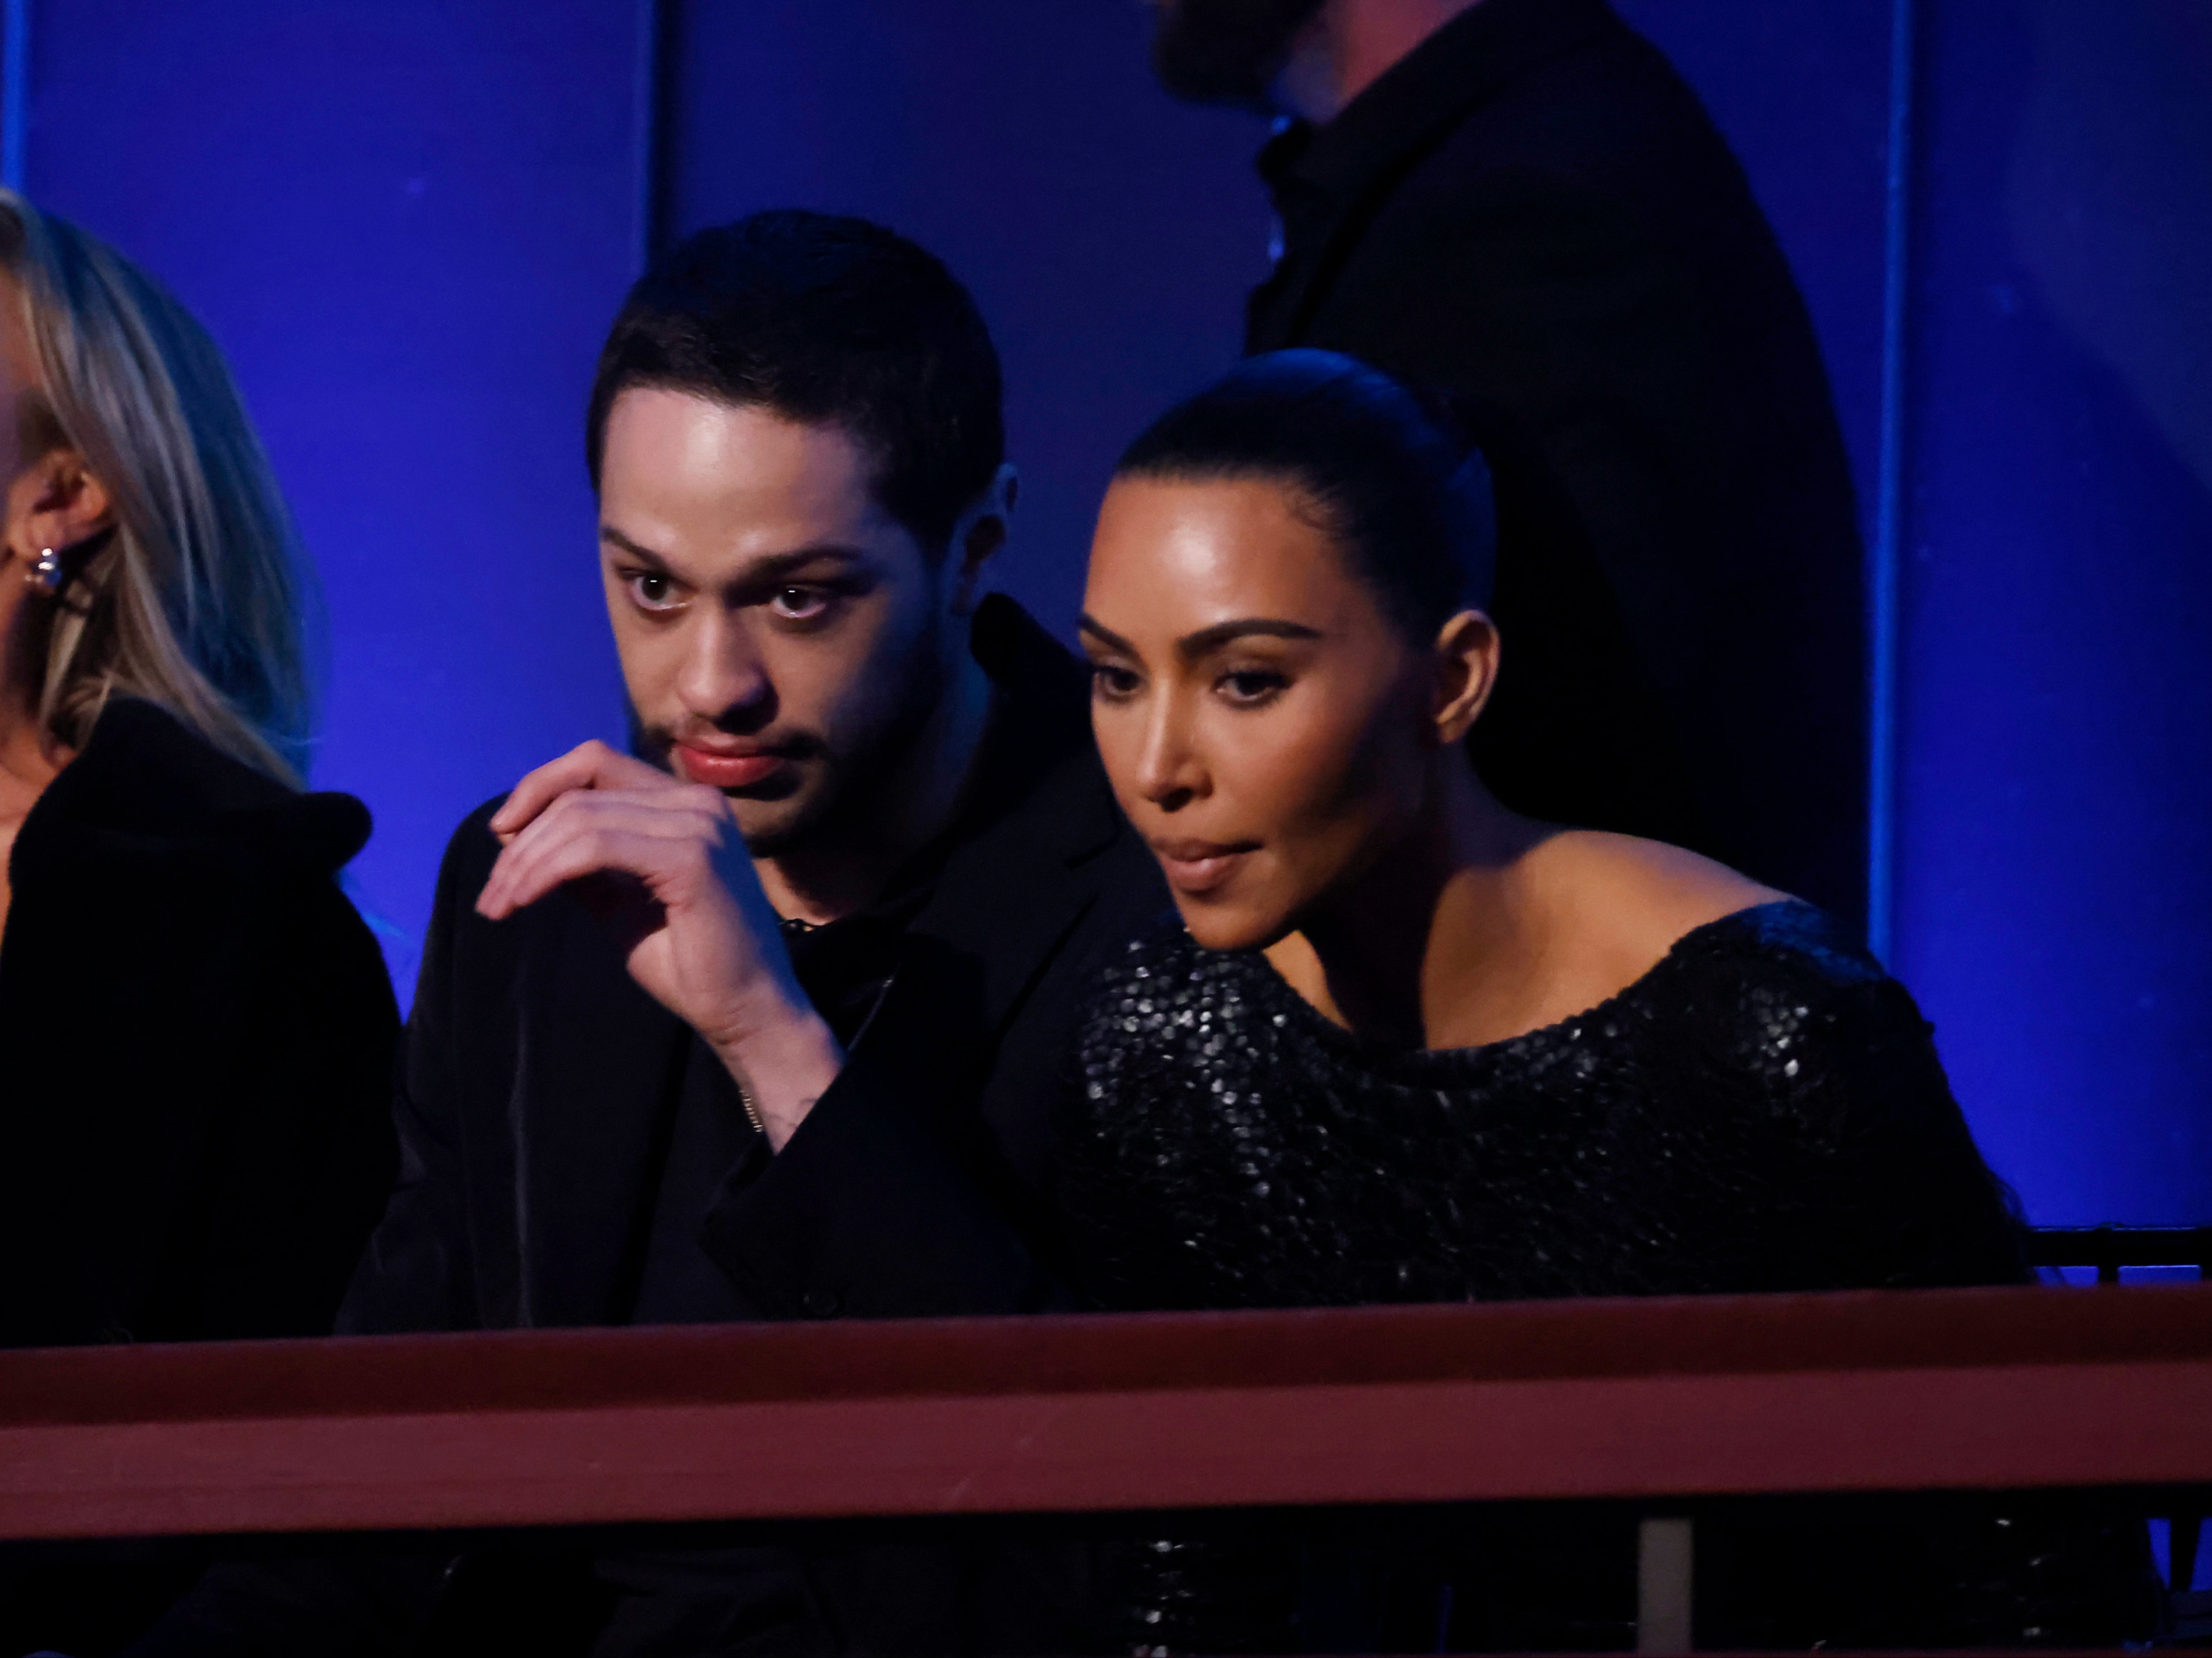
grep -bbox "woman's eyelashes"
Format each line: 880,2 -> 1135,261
1087,659 -> 1293,707
1216,666 -> 1290,706
1089,661 -> 1143,702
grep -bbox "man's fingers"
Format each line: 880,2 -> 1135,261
487,739 -> 677,842
478,819 -> 711,920
476,789 -> 730,918
480,793 -> 692,916
485,827 -> 663,919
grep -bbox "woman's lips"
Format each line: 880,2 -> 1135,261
674,745 -> 790,790
1152,838 -> 1260,897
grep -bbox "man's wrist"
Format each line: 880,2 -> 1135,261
709,999 -> 843,1152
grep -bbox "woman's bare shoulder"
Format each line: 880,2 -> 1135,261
1530,830 -> 1793,963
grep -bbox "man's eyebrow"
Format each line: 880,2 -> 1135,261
737,545 -> 872,584
1174,618 -> 1323,658
599,529 -> 871,584
599,524 -> 667,565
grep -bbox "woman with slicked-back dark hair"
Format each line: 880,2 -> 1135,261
1060,351 -> 2148,1653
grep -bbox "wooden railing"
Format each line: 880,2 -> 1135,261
1,1282 -> 2207,1545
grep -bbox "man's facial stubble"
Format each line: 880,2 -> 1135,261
629,599 -> 951,861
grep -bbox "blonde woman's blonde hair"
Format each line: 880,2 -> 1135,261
0,191 -> 314,786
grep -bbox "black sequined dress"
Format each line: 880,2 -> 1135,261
1059,903 -> 2149,1651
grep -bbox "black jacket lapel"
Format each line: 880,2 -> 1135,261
503,894 -> 691,1327
887,597 -> 1123,1055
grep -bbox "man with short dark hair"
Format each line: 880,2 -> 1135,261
1148,0 -> 1870,926
140,210 -> 1162,1656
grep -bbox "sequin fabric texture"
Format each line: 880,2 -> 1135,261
1057,902 -> 2073,1654
1062,900 -> 2024,1317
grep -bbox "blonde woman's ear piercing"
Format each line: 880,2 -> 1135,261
26,528 -> 116,598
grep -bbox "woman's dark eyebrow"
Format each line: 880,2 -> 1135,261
1077,614 -> 1138,654
1078,615 -> 1325,659
1174,618 -> 1323,659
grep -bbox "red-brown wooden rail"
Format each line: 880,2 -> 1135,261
0,1284 -> 2206,1543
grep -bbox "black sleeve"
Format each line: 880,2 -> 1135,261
697,853 -> 1167,1323
1684,962 -> 2152,1651
124,828 -> 506,1658
699,1037 -> 1079,1322
180,876 -> 400,1341
1775,971 -> 2031,1290
336,812 -> 500,1335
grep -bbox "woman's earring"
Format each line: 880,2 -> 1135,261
23,528 -> 113,599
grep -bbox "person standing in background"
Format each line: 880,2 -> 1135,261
1148,0 -> 1869,924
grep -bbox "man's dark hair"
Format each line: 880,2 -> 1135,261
586,210 -> 1004,558
1116,349 -> 1496,639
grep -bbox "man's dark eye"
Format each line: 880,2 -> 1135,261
630,572 -> 680,610
771,586 -> 832,621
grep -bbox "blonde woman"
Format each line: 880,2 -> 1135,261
0,193 -> 397,1362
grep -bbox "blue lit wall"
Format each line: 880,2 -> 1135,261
20,0 -> 642,992
1893,1 -> 2212,1223
13,2 -> 2207,1224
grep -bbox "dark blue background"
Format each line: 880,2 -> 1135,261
13,1 -> 2208,1226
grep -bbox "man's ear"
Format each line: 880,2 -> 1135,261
1430,608 -> 1501,746
9,447 -> 114,568
947,463 -> 1018,618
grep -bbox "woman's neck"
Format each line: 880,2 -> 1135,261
0,576 -> 59,797
1265,759 -> 1557,1050
0,580 -> 68,942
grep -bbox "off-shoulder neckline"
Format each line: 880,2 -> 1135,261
1222,898 -> 1842,1070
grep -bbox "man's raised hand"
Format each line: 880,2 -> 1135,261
476,740 -> 839,1147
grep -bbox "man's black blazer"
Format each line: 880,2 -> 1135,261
1249,0 -> 1868,924
343,596 -> 1164,1337
130,600 -> 1164,1658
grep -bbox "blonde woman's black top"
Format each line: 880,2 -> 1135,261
0,698 -> 397,1350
